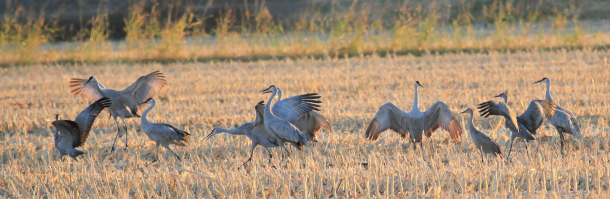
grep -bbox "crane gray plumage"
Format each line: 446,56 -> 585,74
461,108 -> 502,162
140,98 -> 190,162
206,101 -> 279,165
261,85 -> 320,158
276,88 -> 332,142
53,97 -> 111,160
69,71 -> 167,152
478,92 -> 556,158
534,77 -> 582,154
364,81 -> 463,150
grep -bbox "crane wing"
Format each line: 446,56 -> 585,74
558,106 -> 582,137
517,100 -> 556,135
475,132 -> 502,155
254,101 -> 266,125
69,78 -> 105,102
120,71 -> 167,115
365,102 -> 409,141
73,97 -> 111,144
294,111 -> 332,142
52,120 -> 83,148
423,101 -> 463,140
272,93 -> 321,123
478,100 -> 519,132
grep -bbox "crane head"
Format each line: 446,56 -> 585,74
533,77 -> 549,84
205,128 -> 217,140
84,76 -> 96,85
261,85 -> 276,94
493,92 -> 507,98
415,81 -> 423,88
255,101 -> 265,108
139,98 -> 154,105
460,108 -> 473,115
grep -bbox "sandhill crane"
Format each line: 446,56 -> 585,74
364,81 -> 463,150
206,101 -> 278,165
478,92 -> 556,158
260,85 -> 321,159
53,97 -> 111,160
460,108 -> 502,162
534,77 -> 582,154
207,99 -> 332,165
70,71 -> 167,152
140,98 -> 190,162
276,88 -> 332,142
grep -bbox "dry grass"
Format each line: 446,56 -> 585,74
1,49 -> 610,197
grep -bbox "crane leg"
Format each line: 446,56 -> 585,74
559,132 -> 565,156
144,143 -> 160,167
265,147 -> 273,163
480,150 -> 485,163
162,143 -> 181,162
506,135 -> 516,161
110,118 -> 122,153
122,118 -> 129,150
243,143 -> 257,166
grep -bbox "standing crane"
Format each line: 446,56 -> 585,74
140,98 -> 190,162
260,85 -> 321,159
533,77 -> 582,154
53,97 -> 111,160
364,81 -> 463,150
69,71 -> 167,152
460,108 -> 502,162
478,92 -> 556,158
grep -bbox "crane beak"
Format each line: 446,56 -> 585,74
493,93 -> 504,98
205,128 -> 216,140
260,88 -> 272,94
533,79 -> 544,84
460,110 -> 468,114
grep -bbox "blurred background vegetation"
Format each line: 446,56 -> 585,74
1,0 -> 609,65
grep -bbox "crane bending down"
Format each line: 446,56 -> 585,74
207,100 -> 332,165
364,81 -> 463,150
534,77 -> 582,154
53,97 -> 111,160
460,108 -> 502,162
69,71 -> 167,152
206,101 -> 279,165
261,85 -> 321,159
140,98 -> 190,162
478,92 -> 556,158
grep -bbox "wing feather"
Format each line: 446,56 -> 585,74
272,93 -> 321,123
294,111 -> 332,142
423,101 -> 463,140
478,100 -> 520,132
69,78 -> 104,102
73,97 -> 111,145
364,102 -> 409,141
52,120 -> 82,148
120,71 -> 167,115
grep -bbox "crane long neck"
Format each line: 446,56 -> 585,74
265,89 -> 277,114
215,127 -> 244,135
412,85 -> 420,111
545,81 -> 553,101
141,101 -> 155,124
277,88 -> 282,101
467,113 -> 476,134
